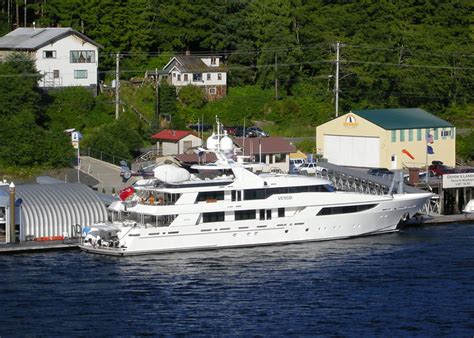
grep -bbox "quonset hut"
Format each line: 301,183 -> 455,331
0,183 -> 108,243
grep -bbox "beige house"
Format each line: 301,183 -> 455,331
151,130 -> 202,156
316,108 -> 455,169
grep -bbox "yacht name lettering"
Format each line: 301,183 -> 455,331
278,196 -> 292,200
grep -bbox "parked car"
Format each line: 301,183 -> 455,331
234,126 -> 269,137
296,163 -> 327,176
188,123 -> 212,132
367,168 -> 393,176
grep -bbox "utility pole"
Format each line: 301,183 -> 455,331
275,53 -> 278,100
24,0 -> 26,27
115,52 -> 120,120
335,42 -> 340,117
155,68 -> 159,118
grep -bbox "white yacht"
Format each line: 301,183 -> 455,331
80,124 -> 432,256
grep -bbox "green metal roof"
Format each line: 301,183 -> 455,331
351,108 -> 453,130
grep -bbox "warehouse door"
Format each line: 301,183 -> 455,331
324,135 -> 380,168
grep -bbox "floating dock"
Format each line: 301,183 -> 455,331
0,239 -> 79,254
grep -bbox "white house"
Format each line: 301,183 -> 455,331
0,27 -> 101,90
151,129 -> 202,156
153,54 -> 227,101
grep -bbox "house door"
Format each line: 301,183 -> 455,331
391,154 -> 397,169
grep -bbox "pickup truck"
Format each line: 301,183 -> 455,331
296,163 -> 327,176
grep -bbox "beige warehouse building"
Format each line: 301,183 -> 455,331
316,108 -> 455,170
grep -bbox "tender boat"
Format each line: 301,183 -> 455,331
80,121 -> 432,256
462,199 -> 474,214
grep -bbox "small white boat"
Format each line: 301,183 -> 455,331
462,199 -> 474,214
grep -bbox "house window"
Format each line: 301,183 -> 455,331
417,129 -> 422,141
74,70 -> 88,79
408,129 -> 413,141
177,74 -> 181,81
274,153 -> 286,163
70,50 -> 95,63
391,130 -> 396,142
399,129 -> 405,142
218,73 -> 222,81
193,73 -> 202,82
209,87 -> 216,95
53,70 -> 60,78
441,130 -> 451,138
207,73 -> 211,80
211,57 -> 217,65
43,50 -> 56,59
173,73 -> 176,77
184,74 -> 188,81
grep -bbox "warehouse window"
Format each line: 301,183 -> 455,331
417,129 -> 422,141
391,130 -> 396,142
399,130 -> 405,142
408,129 -> 413,141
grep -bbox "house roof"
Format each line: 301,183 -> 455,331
0,27 -> 102,51
233,137 -> 296,155
162,55 -> 226,74
351,108 -> 453,130
151,129 -> 194,142
175,152 -> 217,164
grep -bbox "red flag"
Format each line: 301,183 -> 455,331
118,186 -> 135,201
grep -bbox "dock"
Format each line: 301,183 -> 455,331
0,239 -> 79,254
403,213 -> 474,226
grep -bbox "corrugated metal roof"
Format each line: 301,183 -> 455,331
0,27 -> 101,50
351,108 -> 453,130
0,183 -> 108,238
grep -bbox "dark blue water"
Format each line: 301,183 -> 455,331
1,223 -> 473,336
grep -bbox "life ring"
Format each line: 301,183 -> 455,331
157,197 -> 164,205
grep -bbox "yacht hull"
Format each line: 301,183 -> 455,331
80,193 -> 431,256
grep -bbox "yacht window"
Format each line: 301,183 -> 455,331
317,204 -> 377,216
197,191 -> 224,202
203,212 -> 225,223
266,209 -> 272,220
235,210 -> 256,220
244,189 -> 265,200
278,208 -> 285,217
259,209 -> 265,220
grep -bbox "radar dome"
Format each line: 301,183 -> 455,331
206,133 -> 219,151
220,133 -> 233,152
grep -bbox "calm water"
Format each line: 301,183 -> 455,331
0,223 -> 473,336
